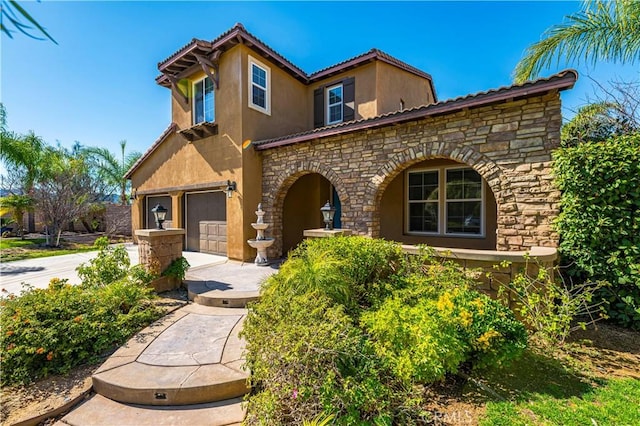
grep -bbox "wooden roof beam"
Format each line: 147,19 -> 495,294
164,73 -> 189,106
194,53 -> 219,89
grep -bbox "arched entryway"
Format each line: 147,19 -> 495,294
379,158 -> 498,249
282,173 -> 342,254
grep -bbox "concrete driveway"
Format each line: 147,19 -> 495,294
0,243 -> 226,296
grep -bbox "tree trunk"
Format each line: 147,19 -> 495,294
27,210 -> 35,233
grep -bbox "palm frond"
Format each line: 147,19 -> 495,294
1,0 -> 57,44
514,0 -> 640,83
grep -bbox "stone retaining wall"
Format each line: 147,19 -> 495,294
261,91 -> 562,258
403,245 -> 557,307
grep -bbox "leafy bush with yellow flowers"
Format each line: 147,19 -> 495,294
362,264 -> 527,385
242,237 -> 527,424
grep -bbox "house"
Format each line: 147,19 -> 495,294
126,23 -> 576,266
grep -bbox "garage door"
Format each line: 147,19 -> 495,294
145,195 -> 172,229
185,191 -> 226,255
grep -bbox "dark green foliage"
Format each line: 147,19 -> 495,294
553,133 -> 640,328
243,291 -> 418,424
561,102 -> 635,147
242,237 -> 527,423
266,237 -> 406,315
162,256 -> 190,281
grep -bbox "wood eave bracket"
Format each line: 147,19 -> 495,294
164,73 -> 189,106
194,51 -> 220,89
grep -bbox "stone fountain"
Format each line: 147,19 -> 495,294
247,203 -> 275,266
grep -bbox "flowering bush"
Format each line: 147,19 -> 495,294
1,241 -> 162,385
242,237 -> 526,424
362,276 -> 527,384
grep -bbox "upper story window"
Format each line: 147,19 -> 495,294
313,77 -> 355,128
248,56 -> 271,115
407,167 -> 484,237
193,76 -> 214,125
326,84 -> 343,124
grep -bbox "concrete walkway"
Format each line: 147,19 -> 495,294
0,243 -> 226,295
53,260 -> 280,426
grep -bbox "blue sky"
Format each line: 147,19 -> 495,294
2,1 -> 638,159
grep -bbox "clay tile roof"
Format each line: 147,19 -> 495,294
157,38 -> 212,70
309,48 -> 433,84
156,24 -> 435,88
124,123 -> 178,179
156,23 -> 308,86
253,69 -> 578,150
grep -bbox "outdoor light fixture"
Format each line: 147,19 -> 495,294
225,180 -> 237,198
320,200 -> 336,230
151,204 -> 168,229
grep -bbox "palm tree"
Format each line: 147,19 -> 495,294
0,194 -> 35,238
1,131 -> 47,193
514,0 -> 640,83
83,140 -> 141,205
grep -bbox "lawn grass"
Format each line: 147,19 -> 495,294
474,344 -> 640,426
0,237 -> 96,262
0,238 -> 46,250
480,377 -> 640,425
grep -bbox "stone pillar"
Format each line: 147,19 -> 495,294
135,228 -> 186,275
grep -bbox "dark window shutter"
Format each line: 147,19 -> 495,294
313,88 -> 324,128
343,77 -> 355,122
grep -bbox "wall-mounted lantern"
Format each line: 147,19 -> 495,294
320,200 -> 336,230
151,204 -> 168,229
225,180 -> 237,199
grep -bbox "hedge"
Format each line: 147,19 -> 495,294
553,133 -> 640,328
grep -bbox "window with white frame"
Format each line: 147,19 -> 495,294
408,170 -> 440,233
248,56 -> 270,114
193,76 -> 214,124
407,167 -> 484,236
326,84 -> 343,124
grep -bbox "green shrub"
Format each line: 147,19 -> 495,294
268,236 -> 406,314
243,237 -> 526,423
362,272 -> 527,384
243,289 -> 423,425
553,133 -> 640,328
0,277 -> 160,385
76,237 -> 130,288
162,256 -> 190,281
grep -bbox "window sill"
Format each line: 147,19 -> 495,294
405,232 -> 486,239
178,121 -> 218,142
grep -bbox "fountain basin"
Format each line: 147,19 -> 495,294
247,238 -> 275,266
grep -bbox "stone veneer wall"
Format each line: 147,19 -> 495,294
135,229 -> 185,274
261,91 -> 562,258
